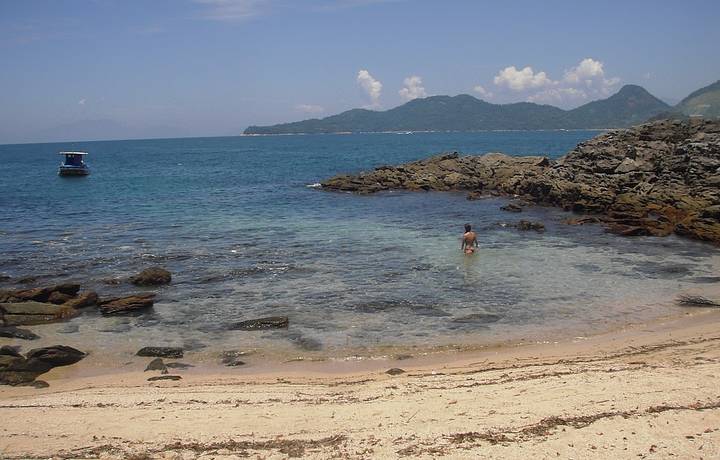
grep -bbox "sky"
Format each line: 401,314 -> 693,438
1,0 -> 719,144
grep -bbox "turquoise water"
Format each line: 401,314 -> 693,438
1,131 -> 719,360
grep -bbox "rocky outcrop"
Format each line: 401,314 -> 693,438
322,152 -> 549,195
130,267 -> 172,286
321,119 -> 720,244
99,294 -> 155,315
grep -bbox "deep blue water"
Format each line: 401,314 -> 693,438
1,131 -> 719,360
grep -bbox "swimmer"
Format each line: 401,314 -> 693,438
461,223 -> 478,255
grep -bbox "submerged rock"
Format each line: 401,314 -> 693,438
229,316 -> 289,331
0,326 -> 40,340
0,301 -> 78,326
99,294 -> 155,315
501,203 -> 523,213
136,346 -> 183,359
453,313 -> 502,324
516,220 -> 545,232
130,267 -> 172,286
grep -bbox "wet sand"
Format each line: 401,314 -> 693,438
2,303 -> 720,459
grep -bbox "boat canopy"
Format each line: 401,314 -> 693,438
58,151 -> 88,155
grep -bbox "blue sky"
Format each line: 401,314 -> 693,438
1,0 -> 719,143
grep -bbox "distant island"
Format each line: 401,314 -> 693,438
244,80 -> 720,135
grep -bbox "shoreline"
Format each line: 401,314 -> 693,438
3,304 -> 720,458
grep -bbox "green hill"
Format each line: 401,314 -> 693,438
244,85 -> 671,134
675,80 -> 720,118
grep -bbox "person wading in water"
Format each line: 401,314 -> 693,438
461,223 -> 478,255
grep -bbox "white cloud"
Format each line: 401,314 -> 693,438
194,0 -> 268,21
78,98 -> 86,105
561,58 -> 621,97
357,69 -> 382,108
295,104 -> 325,114
473,85 -> 493,99
398,75 -> 427,102
476,58 -> 622,107
528,87 -> 587,105
493,66 -> 555,91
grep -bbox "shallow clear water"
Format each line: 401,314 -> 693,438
1,131 -> 719,361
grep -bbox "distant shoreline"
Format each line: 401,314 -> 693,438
239,128 -> 609,137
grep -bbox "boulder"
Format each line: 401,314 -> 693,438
130,267 -> 172,286
136,347 -> 183,359
229,316 -> 289,331
0,326 -> 40,340
386,368 -> 406,375
25,345 -> 86,368
99,294 -> 155,315
63,291 -> 99,309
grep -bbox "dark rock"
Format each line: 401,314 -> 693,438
517,220 -> 545,232
0,370 -> 39,386
386,368 -> 406,375
26,345 -> 86,368
0,326 -> 40,340
229,316 -> 289,331
148,375 -> 182,381
144,358 -> 168,372
466,191 -> 484,201
136,347 -> 183,359
48,291 -> 73,305
0,345 -> 22,357
64,291 -> 99,309
501,203 -> 523,213
130,267 -> 172,286
99,294 -> 155,315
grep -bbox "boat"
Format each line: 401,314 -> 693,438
58,151 -> 90,176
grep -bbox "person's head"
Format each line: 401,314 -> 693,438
464,223 -> 471,232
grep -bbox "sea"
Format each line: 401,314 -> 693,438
2,131 -> 720,364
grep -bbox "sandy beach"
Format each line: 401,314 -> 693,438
2,303 -> 720,459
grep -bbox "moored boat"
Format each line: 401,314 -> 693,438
58,151 -> 90,176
